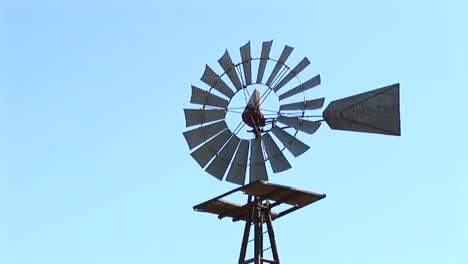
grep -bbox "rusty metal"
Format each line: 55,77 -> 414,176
194,181 -> 325,264
218,188 -> 287,220
193,181 -> 325,222
242,105 -> 266,131
242,89 -> 266,137
265,209 -> 280,264
238,196 -> 253,264
254,204 -> 263,264
323,83 -> 400,136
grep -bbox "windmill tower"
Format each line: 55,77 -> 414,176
183,40 -> 400,264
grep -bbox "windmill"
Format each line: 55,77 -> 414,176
183,40 -> 400,264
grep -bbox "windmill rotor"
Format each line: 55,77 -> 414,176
185,40 -> 401,264
183,40 -> 325,185
183,40 -> 401,185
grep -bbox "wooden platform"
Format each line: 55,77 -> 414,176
193,181 -> 326,222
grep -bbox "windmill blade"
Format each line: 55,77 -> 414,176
247,89 -> 262,108
205,135 -> 241,180
249,137 -> 268,182
240,41 -> 252,86
278,74 -> 321,101
323,83 -> 400,136
218,50 -> 242,90
279,98 -> 325,111
266,45 -> 294,86
183,120 -> 228,150
184,109 -> 226,127
256,40 -> 273,84
190,129 -> 232,168
277,116 -> 322,134
200,65 -> 234,98
190,86 -> 229,108
273,57 -> 310,92
226,139 -> 250,185
262,133 -> 292,173
270,126 -> 310,157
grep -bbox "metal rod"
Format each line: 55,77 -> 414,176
277,205 -> 301,219
265,209 -> 280,264
244,258 -> 254,264
221,188 -> 286,220
259,209 -> 264,260
239,195 -> 253,264
254,198 -> 263,264
193,184 -> 246,211
260,258 -> 277,264
268,192 -> 299,209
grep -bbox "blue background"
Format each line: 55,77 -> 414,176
2,1 -> 466,263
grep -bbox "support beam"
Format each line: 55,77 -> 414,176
265,210 -> 280,264
254,204 -> 263,264
239,199 -> 279,264
219,188 -> 287,220
194,181 -> 326,264
239,196 -> 253,264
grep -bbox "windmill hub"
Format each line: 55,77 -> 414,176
242,89 -> 266,137
226,84 -> 279,139
241,104 -> 265,128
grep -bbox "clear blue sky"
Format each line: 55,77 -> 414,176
1,1 -> 467,264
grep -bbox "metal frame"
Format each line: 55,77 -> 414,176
193,181 -> 326,264
237,197 -> 281,264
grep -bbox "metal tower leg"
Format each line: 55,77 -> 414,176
238,197 -> 280,264
239,196 -> 253,264
195,181 -> 325,264
254,204 -> 263,264
265,210 -> 280,264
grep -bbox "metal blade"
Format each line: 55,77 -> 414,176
279,98 -> 325,111
226,139 -> 250,185
190,85 -> 229,108
247,89 -> 262,108
190,129 -> 232,168
266,45 -> 294,86
262,133 -> 292,173
205,135 -> 240,180
183,120 -> 228,150
323,83 -> 400,136
273,57 -> 310,92
184,109 -> 226,127
256,40 -> 272,84
200,65 -> 234,98
277,116 -> 322,134
270,126 -> 310,157
218,50 -> 242,90
240,41 -> 252,86
278,74 -> 321,101
249,137 -> 268,182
